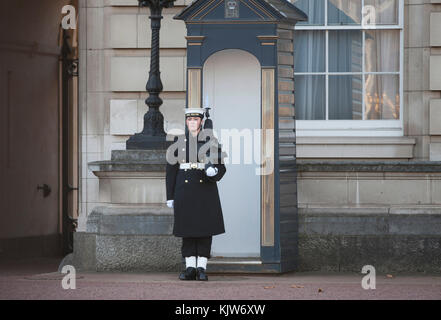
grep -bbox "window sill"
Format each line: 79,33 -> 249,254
295,120 -> 403,137
296,136 -> 416,159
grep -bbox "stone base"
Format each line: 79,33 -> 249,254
297,206 -> 441,274
298,234 -> 441,273
61,205 -> 183,272
67,232 -> 182,272
126,133 -> 173,150
63,205 -> 441,273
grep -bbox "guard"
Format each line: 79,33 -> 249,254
165,107 -> 227,281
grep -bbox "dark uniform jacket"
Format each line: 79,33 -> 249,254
166,129 -> 226,237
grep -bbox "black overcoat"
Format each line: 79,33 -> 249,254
165,129 -> 226,237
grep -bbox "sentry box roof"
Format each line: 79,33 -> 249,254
174,0 -> 307,25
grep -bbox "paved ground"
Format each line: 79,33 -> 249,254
1,256 -> 441,300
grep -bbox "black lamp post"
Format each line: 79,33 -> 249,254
126,0 -> 176,150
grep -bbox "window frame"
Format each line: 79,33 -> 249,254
292,0 -> 404,137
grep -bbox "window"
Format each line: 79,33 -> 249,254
291,0 -> 403,136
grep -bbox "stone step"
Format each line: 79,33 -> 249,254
206,257 -> 281,274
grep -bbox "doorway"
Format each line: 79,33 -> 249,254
203,49 -> 261,257
0,0 -> 78,257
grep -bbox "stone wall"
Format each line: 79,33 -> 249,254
296,160 -> 441,273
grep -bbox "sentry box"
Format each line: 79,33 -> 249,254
174,0 -> 307,273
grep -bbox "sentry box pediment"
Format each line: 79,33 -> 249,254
174,1 -> 307,273
174,0 -> 307,24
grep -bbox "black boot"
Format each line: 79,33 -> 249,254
179,267 -> 197,280
196,267 -> 208,281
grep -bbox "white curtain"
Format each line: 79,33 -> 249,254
294,30 -> 326,120
364,30 -> 400,119
365,0 -> 398,25
328,30 -> 363,119
292,0 -> 326,119
292,0 -> 325,25
328,0 -> 362,24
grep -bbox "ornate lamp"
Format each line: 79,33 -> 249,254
126,0 -> 176,149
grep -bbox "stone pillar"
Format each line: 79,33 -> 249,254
429,5 -> 441,160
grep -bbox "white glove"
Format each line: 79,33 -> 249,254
166,200 -> 174,208
206,166 -> 218,177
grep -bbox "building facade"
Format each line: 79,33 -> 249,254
2,0 -> 441,272
72,0 -> 441,272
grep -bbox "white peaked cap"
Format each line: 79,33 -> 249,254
184,107 -> 205,117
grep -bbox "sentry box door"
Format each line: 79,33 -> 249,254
203,49 -> 261,258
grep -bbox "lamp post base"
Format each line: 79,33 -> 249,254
126,133 -> 173,150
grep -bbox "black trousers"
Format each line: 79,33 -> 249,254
181,236 -> 212,258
